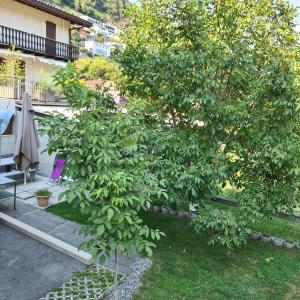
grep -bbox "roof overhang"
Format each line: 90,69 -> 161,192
15,0 -> 93,27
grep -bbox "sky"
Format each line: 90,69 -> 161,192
290,0 -> 300,23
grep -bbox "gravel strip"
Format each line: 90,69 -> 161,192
106,257 -> 152,300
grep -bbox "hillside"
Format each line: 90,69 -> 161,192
44,0 -> 131,27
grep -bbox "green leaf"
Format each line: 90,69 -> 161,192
97,225 -> 105,236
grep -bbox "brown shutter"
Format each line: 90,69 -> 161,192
45,21 -> 56,57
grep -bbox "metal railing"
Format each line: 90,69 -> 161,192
0,25 -> 79,61
0,76 -> 60,102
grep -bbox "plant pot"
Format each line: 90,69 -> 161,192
161,206 -> 169,214
177,211 -> 188,218
271,237 -> 284,247
261,235 -> 271,243
249,231 -> 262,240
36,196 -> 50,208
152,205 -> 160,212
187,211 -> 197,219
169,209 -> 177,216
284,240 -> 295,249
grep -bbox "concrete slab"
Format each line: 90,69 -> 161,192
17,209 -> 66,233
0,199 -> 35,218
48,222 -> 88,246
0,189 -> 140,276
17,191 -> 34,199
0,223 -> 85,300
0,213 -> 93,265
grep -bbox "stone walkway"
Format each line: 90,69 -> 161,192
0,223 -> 84,300
4,174 -> 66,206
0,197 -> 139,275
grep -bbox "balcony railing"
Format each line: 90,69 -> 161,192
0,76 -> 65,103
0,25 -> 79,61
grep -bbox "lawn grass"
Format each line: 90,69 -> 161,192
47,202 -> 300,300
47,201 -> 90,224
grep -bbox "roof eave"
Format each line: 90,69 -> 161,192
15,0 -> 93,27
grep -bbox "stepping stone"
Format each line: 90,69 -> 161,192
17,191 -> 34,200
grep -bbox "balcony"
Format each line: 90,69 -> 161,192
0,25 -> 79,61
0,76 -> 67,104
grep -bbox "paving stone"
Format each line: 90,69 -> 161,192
17,209 -> 66,233
0,175 -> 140,279
48,222 -> 88,247
0,199 -> 35,218
0,224 -> 84,300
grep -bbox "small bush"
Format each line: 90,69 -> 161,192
75,57 -> 120,81
35,189 -> 52,197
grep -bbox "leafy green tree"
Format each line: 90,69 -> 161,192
38,64 -> 164,291
118,0 -> 300,247
75,56 -> 120,81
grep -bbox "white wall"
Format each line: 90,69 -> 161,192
0,0 -> 71,44
37,129 -> 55,177
85,41 -> 111,57
0,100 -> 54,176
0,50 -> 64,88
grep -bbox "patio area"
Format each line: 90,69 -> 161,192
0,223 -> 84,300
2,174 -> 67,207
0,174 -> 139,272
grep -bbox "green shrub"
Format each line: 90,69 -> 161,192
75,57 -> 120,81
35,189 -> 52,197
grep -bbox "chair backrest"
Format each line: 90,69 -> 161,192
50,159 -> 65,181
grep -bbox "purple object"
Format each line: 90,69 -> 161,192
51,159 -> 65,181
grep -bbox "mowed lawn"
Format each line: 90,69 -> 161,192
47,202 -> 300,300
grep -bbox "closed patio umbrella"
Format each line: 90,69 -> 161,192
14,93 -> 40,184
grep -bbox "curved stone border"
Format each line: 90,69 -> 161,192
249,230 -> 300,250
150,205 -> 300,251
150,204 -> 196,219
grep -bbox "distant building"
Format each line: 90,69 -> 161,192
80,15 -> 118,39
84,40 -> 111,57
290,1 -> 300,32
80,15 -> 123,58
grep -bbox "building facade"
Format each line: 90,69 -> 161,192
84,40 -> 111,57
0,0 -> 92,100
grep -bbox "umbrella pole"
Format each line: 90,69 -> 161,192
24,171 -> 27,188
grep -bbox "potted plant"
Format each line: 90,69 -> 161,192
169,201 -> 178,216
177,211 -> 188,218
250,231 -> 262,240
261,235 -> 272,243
35,189 -> 52,207
271,237 -> 284,247
284,240 -> 296,249
188,211 -> 197,219
152,202 -> 160,212
161,206 -> 169,214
